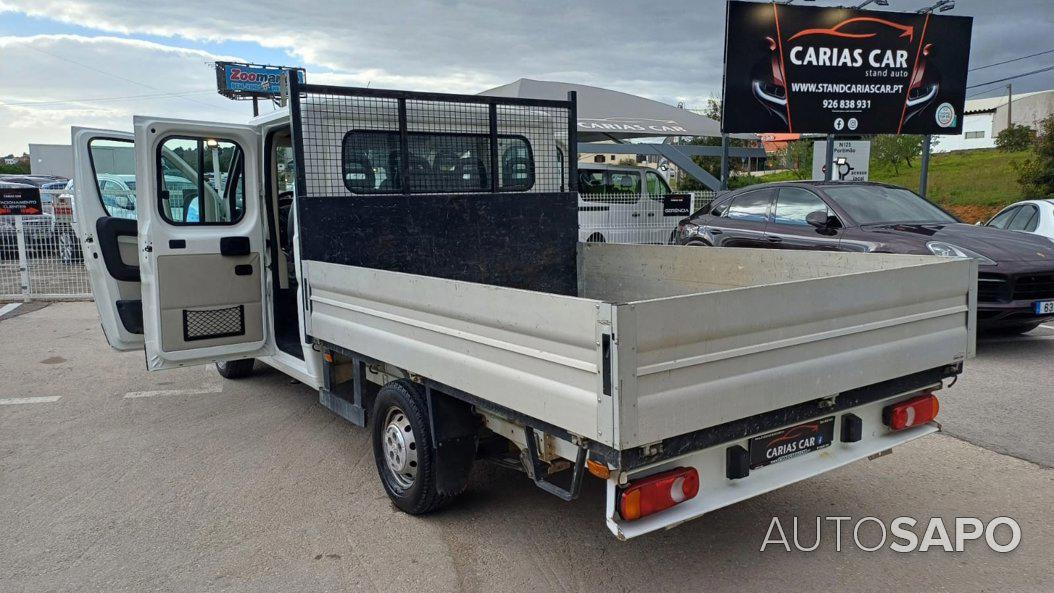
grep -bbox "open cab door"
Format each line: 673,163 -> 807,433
134,117 -> 274,370
72,127 -> 144,351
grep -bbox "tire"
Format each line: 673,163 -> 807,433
215,358 -> 255,379
585,232 -> 606,243
372,379 -> 451,514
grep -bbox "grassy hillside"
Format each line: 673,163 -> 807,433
752,148 -> 1031,222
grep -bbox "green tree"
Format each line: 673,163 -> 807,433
779,139 -> 814,180
1014,115 -> 1054,197
996,124 -> 1036,152
872,135 -> 923,174
674,97 -> 754,191
0,161 -> 30,175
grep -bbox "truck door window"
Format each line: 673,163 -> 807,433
645,171 -> 670,196
88,138 -> 137,220
579,171 -> 605,194
157,137 -> 245,224
607,172 -> 640,195
275,144 -> 296,194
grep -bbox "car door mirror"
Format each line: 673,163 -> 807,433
806,210 -> 830,228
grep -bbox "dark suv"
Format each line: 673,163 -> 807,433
672,181 -> 1054,333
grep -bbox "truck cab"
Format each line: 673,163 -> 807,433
73,112 -> 320,386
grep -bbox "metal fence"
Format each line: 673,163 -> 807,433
1,189 -> 92,301
578,191 -> 714,245
0,181 -> 712,301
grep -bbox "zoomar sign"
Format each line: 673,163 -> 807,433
722,1 -> 972,135
215,62 -> 306,99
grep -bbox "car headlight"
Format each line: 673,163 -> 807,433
926,241 -> 996,266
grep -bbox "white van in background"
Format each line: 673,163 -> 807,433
577,163 -> 676,244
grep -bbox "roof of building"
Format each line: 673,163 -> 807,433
964,89 -> 1051,114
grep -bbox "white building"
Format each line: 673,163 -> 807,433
28,143 -> 74,178
934,90 -> 1054,153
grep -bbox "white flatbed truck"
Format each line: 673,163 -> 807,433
72,80 -> 976,539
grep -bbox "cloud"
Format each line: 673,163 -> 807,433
0,35 -> 253,153
1,0 -> 1053,153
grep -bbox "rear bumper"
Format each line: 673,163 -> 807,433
605,389 -> 939,540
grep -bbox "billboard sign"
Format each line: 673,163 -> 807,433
0,185 -> 42,215
662,193 -> 693,217
812,140 -> 870,181
722,1 -> 972,135
216,62 -> 306,99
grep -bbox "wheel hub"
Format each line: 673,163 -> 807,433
382,408 -> 418,489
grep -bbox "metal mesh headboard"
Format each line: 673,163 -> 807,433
290,81 -> 577,198
288,78 -> 580,295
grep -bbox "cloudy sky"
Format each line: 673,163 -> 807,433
1,0 -> 1053,155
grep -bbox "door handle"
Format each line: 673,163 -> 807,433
767,236 -> 782,243
631,212 -> 641,218
710,229 -> 723,234
647,212 -> 655,217
220,236 -> 251,256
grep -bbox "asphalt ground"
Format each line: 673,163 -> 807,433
1,302 -> 1052,593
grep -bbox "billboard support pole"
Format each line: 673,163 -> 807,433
720,134 -> 729,190
919,135 -> 932,197
824,135 -> 834,181
252,96 -> 259,117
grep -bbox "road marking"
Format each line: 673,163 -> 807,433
0,396 -> 62,405
0,303 -> 21,317
123,386 -> 223,399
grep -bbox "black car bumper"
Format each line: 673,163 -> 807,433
977,269 -> 1054,329
977,302 -> 1054,329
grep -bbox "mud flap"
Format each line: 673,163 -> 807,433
425,386 -> 479,495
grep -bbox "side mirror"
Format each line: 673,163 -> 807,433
806,210 -> 830,229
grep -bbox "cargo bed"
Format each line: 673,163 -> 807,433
306,243 -> 976,454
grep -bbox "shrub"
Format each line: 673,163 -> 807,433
996,124 -> 1036,152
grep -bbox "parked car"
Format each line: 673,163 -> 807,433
984,200 -> 1054,240
95,174 -> 138,220
672,181 -> 1054,334
578,163 -> 674,244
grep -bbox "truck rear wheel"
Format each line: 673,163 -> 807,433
215,358 -> 255,379
372,380 -> 449,514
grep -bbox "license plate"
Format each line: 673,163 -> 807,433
1035,301 -> 1054,315
749,417 -> 835,469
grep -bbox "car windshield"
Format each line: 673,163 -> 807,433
822,185 -> 957,225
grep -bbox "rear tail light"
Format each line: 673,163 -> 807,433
883,393 -> 939,431
618,467 -> 699,521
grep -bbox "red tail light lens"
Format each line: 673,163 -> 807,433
618,467 -> 699,522
883,394 -> 939,431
